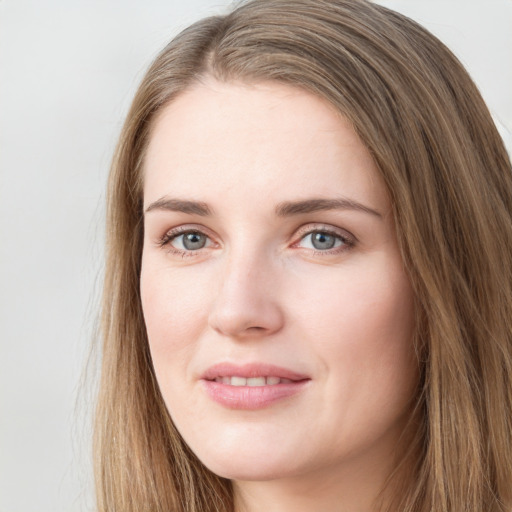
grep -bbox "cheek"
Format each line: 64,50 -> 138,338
293,257 -> 414,345
294,257 -> 417,398
293,262 -> 418,453
140,258 -> 211,370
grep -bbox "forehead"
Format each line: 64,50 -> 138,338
143,80 -> 389,214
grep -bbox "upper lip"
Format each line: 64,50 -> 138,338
201,362 -> 310,382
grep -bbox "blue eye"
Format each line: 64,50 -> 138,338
170,231 -> 211,251
299,231 -> 346,251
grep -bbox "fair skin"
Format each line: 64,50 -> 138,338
140,80 -> 418,512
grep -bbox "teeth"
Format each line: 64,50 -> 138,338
231,376 -> 247,387
247,377 -> 266,387
213,376 -> 288,386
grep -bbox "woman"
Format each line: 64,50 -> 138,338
94,0 -> 512,510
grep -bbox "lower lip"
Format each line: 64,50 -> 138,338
201,379 -> 309,410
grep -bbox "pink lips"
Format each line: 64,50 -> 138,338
201,363 -> 310,410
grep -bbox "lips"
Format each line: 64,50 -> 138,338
202,362 -> 309,382
201,363 -> 310,409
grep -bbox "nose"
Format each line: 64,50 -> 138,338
208,251 -> 285,339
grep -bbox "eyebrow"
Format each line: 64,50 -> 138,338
144,196 -> 382,218
275,197 -> 382,218
145,197 -> 213,216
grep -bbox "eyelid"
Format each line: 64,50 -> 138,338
157,224 -> 218,250
293,223 -> 357,245
290,223 -> 357,257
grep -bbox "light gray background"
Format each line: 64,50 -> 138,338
1,1 -> 511,511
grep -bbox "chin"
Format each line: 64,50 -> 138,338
186,433 -> 303,482
202,456 -> 296,482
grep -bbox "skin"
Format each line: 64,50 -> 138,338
140,80 -> 418,512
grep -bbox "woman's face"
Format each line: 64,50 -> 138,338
141,80 -> 418,483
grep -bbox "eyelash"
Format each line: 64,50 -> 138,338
293,225 -> 356,255
157,226 -> 213,257
157,224 -> 356,257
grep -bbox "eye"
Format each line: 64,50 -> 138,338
171,231 -> 208,251
295,227 -> 354,253
158,228 -> 214,253
299,231 -> 343,250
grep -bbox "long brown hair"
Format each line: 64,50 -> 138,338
95,0 -> 512,510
